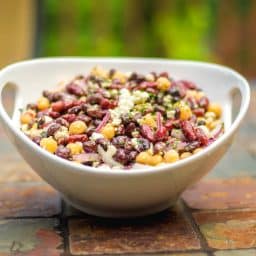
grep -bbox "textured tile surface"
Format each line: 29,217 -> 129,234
194,210 -> 256,249
0,183 -> 61,217
69,206 -> 201,255
0,219 -> 62,255
182,177 -> 256,210
214,249 -> 256,256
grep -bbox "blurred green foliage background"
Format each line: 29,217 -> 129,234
39,0 -> 256,78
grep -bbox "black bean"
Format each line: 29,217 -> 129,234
83,140 -> 97,153
154,142 -> 166,154
67,106 -> 82,114
96,138 -> 109,151
55,118 -> 69,127
114,148 -> 130,165
134,138 -> 150,152
112,136 -> 128,147
47,123 -> 61,136
56,145 -> 70,159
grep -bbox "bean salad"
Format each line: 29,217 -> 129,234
20,66 -> 224,169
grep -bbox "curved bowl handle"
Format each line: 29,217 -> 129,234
0,82 -> 23,125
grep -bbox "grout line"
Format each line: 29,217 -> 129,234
60,199 -> 71,256
181,199 -> 213,253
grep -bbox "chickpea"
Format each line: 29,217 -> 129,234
207,103 -> 222,118
180,105 -> 192,120
136,151 -> 151,165
164,150 -> 179,163
140,114 -> 156,128
67,142 -> 83,155
156,77 -> 171,91
149,155 -> 163,166
37,97 -> 50,110
69,120 -> 87,135
20,111 -> 34,124
40,137 -> 58,153
193,148 -> 203,154
100,124 -> 115,139
180,152 -> 192,159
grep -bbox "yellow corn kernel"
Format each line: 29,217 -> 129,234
149,154 -> 163,166
69,120 -> 87,135
180,152 -> 192,159
164,150 -> 179,163
20,111 -> 34,124
180,105 -> 192,120
140,114 -> 156,128
186,90 -> 197,98
156,77 -> 171,91
37,97 -> 50,110
40,137 -> 57,153
112,71 -> 127,84
100,124 -> 115,139
67,142 -> 83,155
136,151 -> 151,164
208,120 -> 222,130
90,66 -> 108,78
193,148 -> 203,154
195,91 -> 205,100
207,103 -> 222,118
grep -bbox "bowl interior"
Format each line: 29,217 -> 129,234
2,58 -> 244,126
0,58 -> 250,173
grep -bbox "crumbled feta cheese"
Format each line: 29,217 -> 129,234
97,144 -> 122,167
44,116 -> 53,123
110,88 -> 134,125
132,90 -> 149,104
54,126 -> 69,140
167,110 -> 176,119
198,125 -> 210,138
90,132 -> 104,141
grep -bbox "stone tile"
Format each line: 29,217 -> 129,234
0,183 -> 61,217
0,218 -> 62,255
0,155 -> 41,183
193,210 -> 256,250
69,204 -> 201,255
182,177 -> 256,210
214,249 -> 256,256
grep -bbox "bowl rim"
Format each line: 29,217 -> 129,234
0,57 -> 251,176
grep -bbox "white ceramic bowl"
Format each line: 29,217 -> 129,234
0,58 -> 250,217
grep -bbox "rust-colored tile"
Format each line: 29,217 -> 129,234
194,209 -> 256,250
0,155 -> 41,183
0,183 -> 61,217
0,219 -> 62,255
214,249 -> 256,256
69,205 -> 201,255
182,177 -> 256,210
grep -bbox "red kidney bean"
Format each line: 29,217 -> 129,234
48,111 -> 61,119
181,120 -> 197,141
67,134 -> 88,143
62,114 -> 77,123
198,96 -> 209,110
51,101 -> 65,112
195,127 -> 209,146
193,108 -> 205,117
66,83 -> 84,96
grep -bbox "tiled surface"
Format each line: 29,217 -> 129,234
0,86 -> 255,255
0,219 -> 62,255
68,204 -> 200,255
0,183 -> 61,217
182,177 -> 256,210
